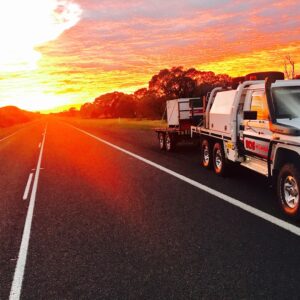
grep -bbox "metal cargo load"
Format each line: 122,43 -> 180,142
209,90 -> 237,134
167,98 -> 203,130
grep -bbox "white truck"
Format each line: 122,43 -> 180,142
156,72 -> 300,219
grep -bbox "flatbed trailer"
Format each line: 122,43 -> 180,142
155,97 -> 204,151
155,126 -> 196,151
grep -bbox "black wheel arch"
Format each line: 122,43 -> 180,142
273,148 -> 300,177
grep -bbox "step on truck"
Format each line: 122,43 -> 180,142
156,71 -> 300,220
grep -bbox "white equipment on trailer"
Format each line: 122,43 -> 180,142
155,97 -> 204,151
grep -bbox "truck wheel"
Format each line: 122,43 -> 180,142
165,132 -> 175,152
212,142 -> 227,176
200,139 -> 211,169
158,132 -> 165,150
277,163 -> 300,219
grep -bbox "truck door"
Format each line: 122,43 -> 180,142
242,91 -> 272,159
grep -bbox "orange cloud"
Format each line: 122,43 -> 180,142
1,0 -> 300,111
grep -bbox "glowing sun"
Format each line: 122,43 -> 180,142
0,0 -> 82,72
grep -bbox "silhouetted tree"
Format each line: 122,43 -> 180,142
80,103 -> 94,118
80,66 -> 232,119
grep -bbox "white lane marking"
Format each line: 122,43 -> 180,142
0,120 -> 44,143
70,125 -> 300,237
0,132 -> 18,142
9,124 -> 48,300
22,173 -> 34,201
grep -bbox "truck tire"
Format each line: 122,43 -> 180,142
200,139 -> 212,169
277,163 -> 300,219
158,132 -> 165,150
212,142 -> 227,176
165,132 -> 175,152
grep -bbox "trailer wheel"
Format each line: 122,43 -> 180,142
158,132 -> 165,150
165,132 -> 175,152
212,142 -> 227,176
277,163 -> 300,219
200,139 -> 211,169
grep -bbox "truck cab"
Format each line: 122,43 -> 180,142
244,80 -> 300,218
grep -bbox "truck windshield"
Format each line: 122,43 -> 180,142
272,86 -> 300,119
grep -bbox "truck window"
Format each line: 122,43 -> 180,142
272,86 -> 300,119
250,93 -> 269,120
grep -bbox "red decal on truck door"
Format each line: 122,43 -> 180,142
245,140 -> 255,151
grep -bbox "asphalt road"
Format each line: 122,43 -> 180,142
1,117 -> 300,299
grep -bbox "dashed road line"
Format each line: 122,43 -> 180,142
9,124 -> 48,300
22,173 -> 34,201
70,124 -> 300,237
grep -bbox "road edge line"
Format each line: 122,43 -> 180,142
69,124 -> 300,237
9,124 -> 48,300
0,132 -> 18,143
0,119 -> 44,144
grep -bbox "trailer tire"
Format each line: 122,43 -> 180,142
212,142 -> 227,176
158,132 -> 165,150
277,163 -> 300,219
200,139 -> 212,169
165,132 -> 176,152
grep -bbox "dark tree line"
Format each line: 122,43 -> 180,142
80,66 -> 232,119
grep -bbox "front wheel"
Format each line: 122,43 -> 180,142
277,163 -> 300,219
212,142 -> 227,176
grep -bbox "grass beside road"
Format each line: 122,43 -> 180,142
60,117 -> 167,131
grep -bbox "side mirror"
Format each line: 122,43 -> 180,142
243,110 -> 257,120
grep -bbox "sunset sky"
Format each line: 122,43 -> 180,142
0,0 -> 300,111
